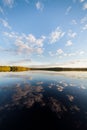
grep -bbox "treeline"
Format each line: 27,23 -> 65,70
0,66 -> 30,72
31,67 -> 87,71
0,66 -> 87,72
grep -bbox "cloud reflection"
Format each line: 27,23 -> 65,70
67,95 -> 74,102
0,71 -> 87,129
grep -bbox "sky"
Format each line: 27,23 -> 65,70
0,0 -> 87,67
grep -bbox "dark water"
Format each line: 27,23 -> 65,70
0,71 -> 87,130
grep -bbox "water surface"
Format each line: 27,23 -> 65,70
0,71 -> 87,130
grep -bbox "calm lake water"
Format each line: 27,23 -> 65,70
0,71 -> 87,130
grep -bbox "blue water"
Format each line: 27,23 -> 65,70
0,71 -> 87,130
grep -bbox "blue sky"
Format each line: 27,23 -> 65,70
0,0 -> 87,67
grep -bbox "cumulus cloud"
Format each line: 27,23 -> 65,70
81,15 -> 87,24
68,52 -> 76,56
80,0 -> 85,2
0,18 -> 11,29
36,47 -> 43,54
82,24 -> 87,30
36,1 -> 44,11
15,39 -> 33,54
66,50 -> 85,57
57,49 -> 64,55
71,19 -> 77,25
49,51 -> 54,57
3,0 -> 14,8
66,40 -> 73,46
3,31 -> 45,55
3,31 -> 18,38
68,30 -> 77,38
25,34 -> 45,47
49,27 -> 65,44
79,51 -> 85,55
65,6 -> 72,15
83,2 -> 87,10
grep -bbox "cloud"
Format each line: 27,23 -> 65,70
36,1 -> 44,11
57,49 -> 64,55
83,2 -> 87,10
0,18 -> 11,29
68,30 -> 77,38
3,31 -> 45,55
66,40 -> 73,46
26,34 -> 45,47
80,0 -> 85,2
82,24 -> 87,30
49,27 -> 65,44
15,39 -> 33,54
65,6 -> 72,15
49,51 -> 54,57
80,15 -> 87,24
68,53 -> 76,56
55,59 -> 87,68
36,47 -> 43,54
0,6 -> 4,14
71,19 -> 77,25
65,50 -> 85,57
79,51 -> 85,55
3,31 -> 18,38
3,0 -> 14,8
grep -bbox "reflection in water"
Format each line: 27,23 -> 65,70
67,95 -> 74,102
0,71 -> 87,130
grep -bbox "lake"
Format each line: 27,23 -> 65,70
0,71 -> 87,130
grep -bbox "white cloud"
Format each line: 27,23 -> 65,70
3,0 -> 14,8
49,27 -> 65,44
68,53 -> 76,56
3,31 -> 18,38
71,19 -> 77,25
68,30 -> 77,38
36,47 -> 43,54
66,40 -> 73,46
4,32 -> 45,47
49,51 -> 54,56
80,0 -> 85,3
15,39 -> 43,55
57,49 -> 64,55
3,31 -> 45,55
15,39 -> 33,54
79,51 -> 85,55
0,6 -> 4,14
83,2 -> 87,10
81,15 -> 87,24
0,18 -> 11,29
65,6 -> 72,15
25,34 -> 45,47
82,24 -> 87,30
60,59 -> 87,68
26,34 -> 36,43
36,1 -> 44,11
